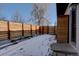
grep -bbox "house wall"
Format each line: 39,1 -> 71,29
68,4 -> 79,55
69,10 -> 72,45
68,5 -> 75,47
64,4 -> 72,45
64,3 -> 78,54
60,3 -> 79,55
76,4 -> 79,55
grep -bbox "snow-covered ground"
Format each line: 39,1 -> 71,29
0,34 -> 56,56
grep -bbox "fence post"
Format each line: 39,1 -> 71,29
42,26 -> 44,34
30,24 -> 32,36
43,26 -> 44,34
41,26 -> 43,34
22,23 -> 24,36
35,25 -> 37,35
47,26 -> 49,34
8,21 -> 10,40
39,26 -> 40,35
41,26 -> 42,34
54,26 -> 55,35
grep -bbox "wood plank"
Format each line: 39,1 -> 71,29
57,15 -> 69,43
23,24 -> 31,37
32,25 -> 36,36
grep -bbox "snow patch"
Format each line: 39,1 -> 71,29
0,34 -> 56,56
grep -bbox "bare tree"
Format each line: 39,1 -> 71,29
31,3 -> 50,26
37,17 -> 50,26
12,10 -> 23,23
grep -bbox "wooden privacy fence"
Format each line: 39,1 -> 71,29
0,20 -> 55,40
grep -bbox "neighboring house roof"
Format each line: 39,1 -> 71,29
56,3 -> 69,16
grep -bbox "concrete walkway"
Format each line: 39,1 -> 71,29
51,43 -> 78,56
